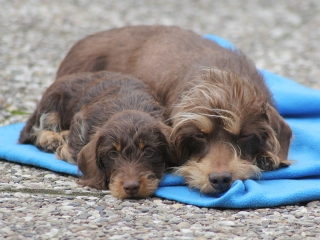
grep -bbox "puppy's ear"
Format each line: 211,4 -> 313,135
77,134 -> 107,189
265,104 -> 292,165
158,122 -> 179,167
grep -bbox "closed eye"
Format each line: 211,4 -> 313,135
239,133 -> 254,141
108,150 -> 119,159
143,147 -> 155,157
194,133 -> 205,139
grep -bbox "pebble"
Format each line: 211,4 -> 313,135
237,211 -> 250,216
307,201 -> 319,208
172,203 -> 184,209
95,205 -> 105,212
44,174 -> 57,179
177,222 -> 191,229
218,221 -> 235,226
295,208 -> 307,218
153,200 -> 163,205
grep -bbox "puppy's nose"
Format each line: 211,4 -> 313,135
208,172 -> 232,192
123,181 -> 140,196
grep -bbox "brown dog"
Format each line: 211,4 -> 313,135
19,71 -> 175,199
56,25 -> 292,195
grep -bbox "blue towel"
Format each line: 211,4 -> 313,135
1,35 -> 320,208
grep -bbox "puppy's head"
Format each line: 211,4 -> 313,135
77,110 -> 174,199
172,69 -> 292,195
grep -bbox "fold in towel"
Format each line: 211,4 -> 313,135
1,35 -> 320,208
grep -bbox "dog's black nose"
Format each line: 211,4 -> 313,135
123,181 -> 140,195
208,172 -> 232,192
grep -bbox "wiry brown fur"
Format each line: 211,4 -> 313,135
20,71 -> 176,199
19,71 -> 114,149
56,25 -> 292,195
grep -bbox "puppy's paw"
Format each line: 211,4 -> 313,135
36,130 -> 65,152
60,130 -> 69,141
256,156 -> 290,171
56,144 -> 76,164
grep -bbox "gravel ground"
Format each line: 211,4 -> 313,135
1,0 -> 320,239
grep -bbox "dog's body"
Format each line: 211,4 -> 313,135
56,25 -> 292,195
20,71 -> 175,199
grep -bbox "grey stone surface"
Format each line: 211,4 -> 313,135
1,0 -> 320,239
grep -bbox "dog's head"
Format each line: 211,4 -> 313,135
171,69 -> 292,195
77,110 -> 174,199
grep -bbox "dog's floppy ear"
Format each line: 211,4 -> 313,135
77,134 -> 107,189
158,122 -> 179,167
265,104 -> 292,166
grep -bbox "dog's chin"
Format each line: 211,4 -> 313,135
109,172 -> 160,199
174,158 -> 261,195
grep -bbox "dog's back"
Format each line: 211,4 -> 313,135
56,25 -> 273,115
19,70 -> 163,152
19,71 -> 124,144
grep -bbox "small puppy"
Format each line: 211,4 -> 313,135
19,71 -> 175,199
55,25 -> 292,195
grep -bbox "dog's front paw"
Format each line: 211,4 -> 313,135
55,144 -> 76,164
60,130 -> 69,141
36,130 -> 65,152
256,156 -> 290,171
256,156 -> 276,171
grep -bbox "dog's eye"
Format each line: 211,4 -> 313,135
239,133 -> 254,141
144,147 -> 155,157
108,151 -> 118,159
194,133 -> 205,139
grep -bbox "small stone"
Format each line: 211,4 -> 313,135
295,211 -> 306,218
68,202 -> 81,207
181,229 -> 193,234
172,204 -> 183,209
177,222 -> 191,229
237,211 -> 250,216
262,220 -> 270,227
44,174 -> 57,179
98,218 -> 109,223
78,213 -> 91,219
297,221 -> 315,226
71,226 -> 87,233
47,198 -> 57,203
218,221 -> 235,226
273,211 -> 281,216
60,206 -> 74,211
153,199 -> 162,205
95,205 -> 105,212
204,232 -> 215,238
23,233 -> 34,237
88,224 -> 98,229
307,201 -> 318,208
121,227 -> 131,231
109,235 -> 125,240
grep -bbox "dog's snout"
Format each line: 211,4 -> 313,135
123,181 -> 140,195
208,171 -> 232,192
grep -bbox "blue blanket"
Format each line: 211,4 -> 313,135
1,35 -> 320,208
